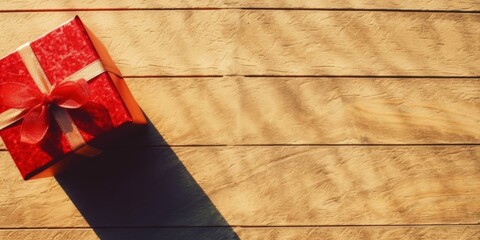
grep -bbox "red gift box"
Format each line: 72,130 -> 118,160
0,16 -> 146,180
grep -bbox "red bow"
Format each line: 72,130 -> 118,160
0,79 -> 90,144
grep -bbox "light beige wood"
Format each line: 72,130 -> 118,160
0,77 -> 478,148
0,11 -> 478,76
235,11 -> 480,76
0,146 -> 478,227
235,226 -> 480,239
127,77 -> 480,145
181,146 -> 480,225
0,4 -> 479,239
0,0 -> 478,11
0,11 -> 237,76
0,227 -> 240,240
225,0 -> 480,11
0,226 -> 479,240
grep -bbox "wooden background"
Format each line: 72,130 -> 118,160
0,1 -> 479,239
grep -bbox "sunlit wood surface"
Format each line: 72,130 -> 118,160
0,1 -> 479,240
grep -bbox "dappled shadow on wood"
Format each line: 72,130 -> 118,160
55,118 -> 239,240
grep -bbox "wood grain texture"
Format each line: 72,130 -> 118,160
127,77 -> 480,145
0,0 -> 479,11
0,77 -> 477,149
0,228 -> 238,240
0,11 -> 478,76
235,11 -> 480,76
0,11 -> 237,76
0,226 -> 479,240
0,146 -> 478,227
225,0 -> 480,11
0,3 -> 479,239
235,226 -> 480,240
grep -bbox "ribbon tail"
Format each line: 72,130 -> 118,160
20,105 -> 49,144
50,79 -> 90,109
51,107 -> 102,157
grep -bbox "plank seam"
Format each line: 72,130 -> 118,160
1,143 -> 479,152
0,223 -> 479,230
0,8 -> 226,13
241,75 -> 480,79
239,8 -> 480,14
102,143 -> 480,147
122,75 -> 480,79
124,75 -> 224,79
0,8 -> 479,14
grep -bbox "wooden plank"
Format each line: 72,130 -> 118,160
234,226 -> 480,240
225,0 -> 480,11
0,11 -> 478,76
0,0 -> 478,11
235,11 -> 480,76
0,77 -> 478,148
0,226 -> 479,240
0,227 -> 239,240
128,77 -> 480,145
0,146 -> 478,227
0,11 -> 237,76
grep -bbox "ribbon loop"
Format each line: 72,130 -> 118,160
50,79 -> 90,109
20,104 -> 49,144
0,82 -> 43,109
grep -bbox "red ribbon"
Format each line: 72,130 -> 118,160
0,79 -> 90,144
